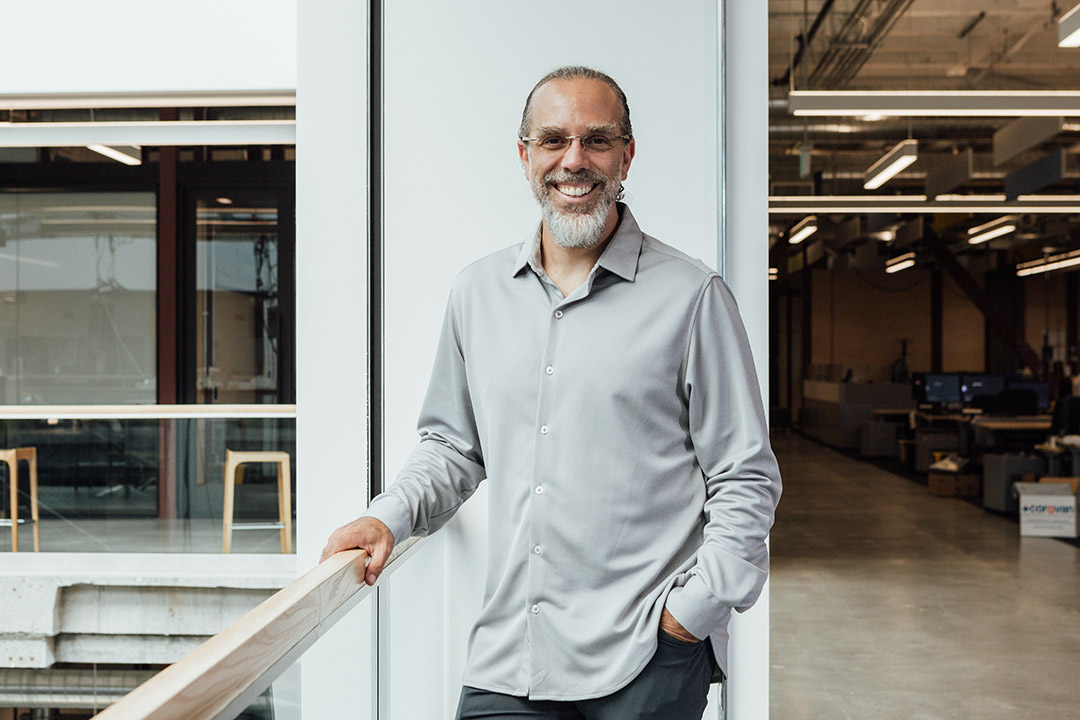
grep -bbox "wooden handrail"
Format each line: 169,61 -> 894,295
92,537 -> 422,720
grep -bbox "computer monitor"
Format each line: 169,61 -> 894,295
960,374 -> 1005,404
922,373 -> 961,405
1004,380 -> 1051,413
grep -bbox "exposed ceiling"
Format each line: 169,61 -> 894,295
768,0 -> 1080,269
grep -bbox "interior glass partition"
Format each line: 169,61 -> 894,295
0,192 -> 157,405
194,192 -> 284,405
0,410 -> 296,553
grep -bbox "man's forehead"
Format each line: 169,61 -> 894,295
529,77 -> 621,124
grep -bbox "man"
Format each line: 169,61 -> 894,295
322,66 -> 781,720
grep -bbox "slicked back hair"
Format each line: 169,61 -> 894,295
518,66 -> 632,139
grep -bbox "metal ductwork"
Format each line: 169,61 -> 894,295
0,668 -> 154,710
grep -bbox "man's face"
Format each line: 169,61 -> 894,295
518,78 -> 635,249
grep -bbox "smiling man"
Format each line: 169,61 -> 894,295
322,66 -> 781,720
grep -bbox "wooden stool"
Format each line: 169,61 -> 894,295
0,447 -> 40,552
222,450 -> 292,553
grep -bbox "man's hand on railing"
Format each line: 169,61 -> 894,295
320,516 -> 396,585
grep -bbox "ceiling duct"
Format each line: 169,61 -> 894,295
805,0 -> 918,89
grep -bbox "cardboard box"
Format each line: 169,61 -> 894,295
1014,483 -> 1079,538
928,472 -> 980,497
1039,476 -> 1080,494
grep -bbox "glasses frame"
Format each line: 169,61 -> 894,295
519,133 -> 633,153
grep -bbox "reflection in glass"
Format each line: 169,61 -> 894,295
196,195 -> 281,404
0,416 -> 295,553
0,192 -> 157,404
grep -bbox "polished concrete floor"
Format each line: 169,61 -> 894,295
770,432 -> 1080,719
0,518 -> 294,553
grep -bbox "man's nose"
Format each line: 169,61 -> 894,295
560,138 -> 589,172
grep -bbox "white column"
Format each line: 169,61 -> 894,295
721,1 -> 771,719
296,0 -> 373,718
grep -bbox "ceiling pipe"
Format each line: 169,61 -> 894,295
772,0 -> 839,87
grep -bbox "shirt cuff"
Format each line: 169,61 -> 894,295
664,573 -> 727,641
362,494 -> 415,546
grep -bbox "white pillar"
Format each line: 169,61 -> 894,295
296,0 -> 374,717
721,1 -> 771,719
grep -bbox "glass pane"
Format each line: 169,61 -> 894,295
0,415 -> 295,553
0,192 -> 157,404
196,194 -> 281,404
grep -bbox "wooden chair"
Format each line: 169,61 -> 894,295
222,450 -> 293,553
0,447 -> 40,552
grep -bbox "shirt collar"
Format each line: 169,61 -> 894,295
511,203 -> 642,282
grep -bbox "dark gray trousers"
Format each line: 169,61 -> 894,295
455,632 -> 715,720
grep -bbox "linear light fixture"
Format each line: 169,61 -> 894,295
769,195 -> 1080,214
788,215 -> 818,245
1017,248 -> 1080,276
789,90 -> 1080,117
0,120 -> 295,148
864,139 -> 918,190
1060,4 -> 1080,47
0,90 -> 296,110
86,144 -> 141,165
769,267 -> 779,281
886,252 -> 917,274
968,216 -> 1017,245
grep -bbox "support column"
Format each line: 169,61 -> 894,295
722,0 -> 771,717
931,270 -> 943,372
157,108 -> 179,520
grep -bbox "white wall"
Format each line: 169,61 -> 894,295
380,1 -> 723,717
2,0 -> 296,95
295,0 -> 371,716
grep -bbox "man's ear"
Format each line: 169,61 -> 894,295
517,140 -> 531,179
620,137 -> 636,181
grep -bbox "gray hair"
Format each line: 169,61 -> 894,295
519,66 -> 633,139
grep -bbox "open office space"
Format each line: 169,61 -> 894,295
0,2 -> 1078,719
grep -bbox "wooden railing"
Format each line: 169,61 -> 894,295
92,537 -> 422,720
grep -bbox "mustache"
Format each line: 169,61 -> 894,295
543,169 -> 608,186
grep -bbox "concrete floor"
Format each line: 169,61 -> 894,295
0,518 -> 294,553
770,432 -> 1080,720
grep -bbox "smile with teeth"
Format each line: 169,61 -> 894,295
555,183 -> 597,198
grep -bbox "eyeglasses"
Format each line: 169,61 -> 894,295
520,133 -> 632,154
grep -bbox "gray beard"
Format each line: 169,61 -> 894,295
532,171 -> 621,250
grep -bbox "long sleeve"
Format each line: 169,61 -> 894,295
663,275 -> 783,641
363,286 -> 487,545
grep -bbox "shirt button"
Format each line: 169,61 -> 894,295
553,310 -> 564,319
533,545 -> 543,555
545,366 -> 554,375
540,425 -> 549,435
531,604 -> 541,614
535,486 -> 544,495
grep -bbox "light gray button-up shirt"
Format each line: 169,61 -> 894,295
365,205 -> 781,701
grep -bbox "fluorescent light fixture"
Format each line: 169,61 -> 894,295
1060,4 -> 1080,47
886,252 -> 917,274
788,215 -> 818,245
216,197 -> 234,205
86,144 -> 141,165
864,139 -> 918,190
769,195 -> 1080,214
1017,248 -> 1080,277
0,120 -> 296,148
0,90 -> 295,110
968,216 -> 1017,245
789,90 -> 1080,117
769,267 -> 779,281
935,194 -> 1007,202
